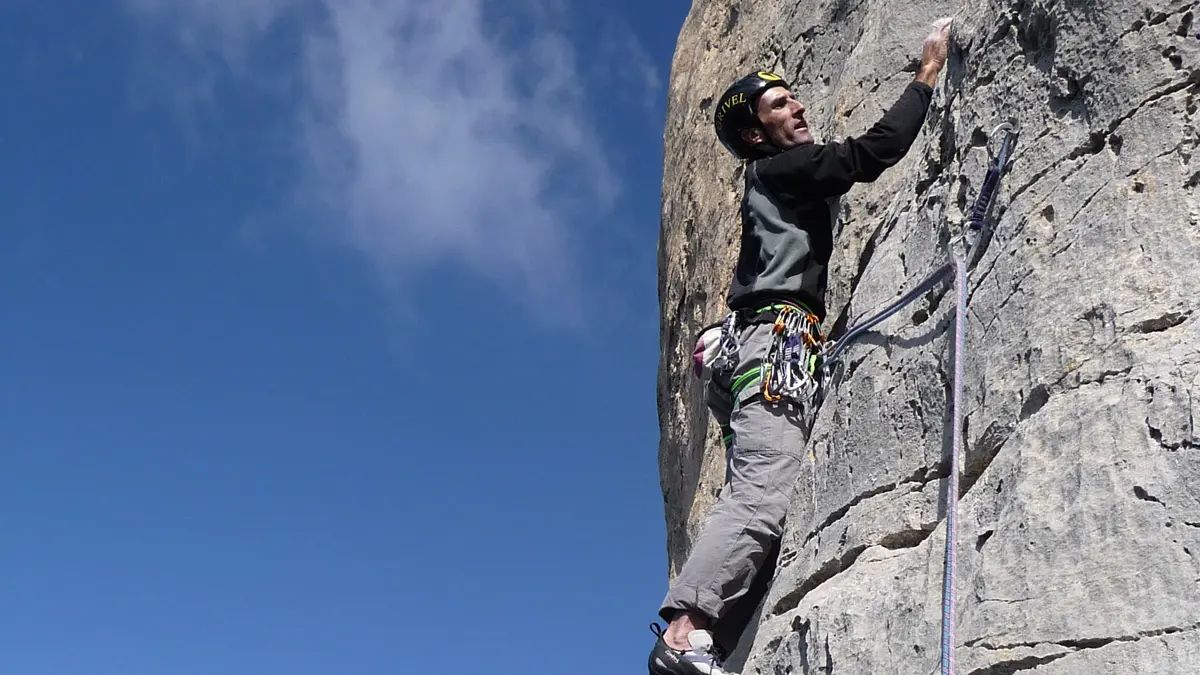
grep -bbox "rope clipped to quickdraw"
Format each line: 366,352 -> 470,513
939,122 -> 1016,675
802,121 -> 1017,675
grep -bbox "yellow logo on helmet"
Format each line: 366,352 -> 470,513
716,92 -> 746,124
715,73 -> 783,125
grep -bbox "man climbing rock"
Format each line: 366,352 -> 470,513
649,16 -> 955,675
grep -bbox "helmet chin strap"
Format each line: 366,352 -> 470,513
745,136 -> 784,160
744,119 -> 785,159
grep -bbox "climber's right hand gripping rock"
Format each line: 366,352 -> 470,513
918,17 -> 954,85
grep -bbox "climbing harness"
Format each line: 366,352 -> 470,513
693,302 -> 826,410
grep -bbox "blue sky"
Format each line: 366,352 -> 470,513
1,1 -> 691,673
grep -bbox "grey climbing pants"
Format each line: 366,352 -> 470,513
658,320 -> 811,643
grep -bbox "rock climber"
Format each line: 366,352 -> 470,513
648,16 -> 955,675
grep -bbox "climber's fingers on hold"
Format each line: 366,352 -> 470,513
928,17 -> 953,44
922,16 -> 954,68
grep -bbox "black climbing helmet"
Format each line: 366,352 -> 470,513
713,70 -> 790,159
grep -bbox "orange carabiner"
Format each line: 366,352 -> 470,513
761,365 -> 781,402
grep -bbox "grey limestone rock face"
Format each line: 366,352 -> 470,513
656,0 -> 1200,672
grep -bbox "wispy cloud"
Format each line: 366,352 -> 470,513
124,0 -> 628,314
125,0 -> 294,59
597,19 -> 663,115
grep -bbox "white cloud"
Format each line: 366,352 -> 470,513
124,0 -> 622,311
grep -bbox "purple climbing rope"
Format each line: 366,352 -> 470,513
813,123 -> 1016,675
940,254 -> 967,675
941,124 -> 1015,675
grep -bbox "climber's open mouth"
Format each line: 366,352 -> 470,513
796,120 -> 811,139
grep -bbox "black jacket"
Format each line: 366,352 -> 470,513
726,81 -> 934,320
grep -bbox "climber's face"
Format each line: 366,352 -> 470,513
743,86 -> 813,150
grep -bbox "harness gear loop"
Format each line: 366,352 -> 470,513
760,305 -> 823,405
714,312 -> 741,374
692,312 -> 742,382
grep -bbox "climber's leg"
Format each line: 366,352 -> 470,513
710,537 -> 779,656
658,397 -> 805,627
658,321 -> 809,641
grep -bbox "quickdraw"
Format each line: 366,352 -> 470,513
761,305 -> 824,404
968,123 -> 1018,232
817,122 -> 1019,398
693,302 -> 826,412
965,122 -> 1019,268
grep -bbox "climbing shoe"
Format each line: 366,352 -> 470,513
647,623 -> 736,675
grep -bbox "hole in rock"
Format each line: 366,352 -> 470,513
1019,384 -> 1050,420
975,529 -> 995,551
1133,485 -> 1166,505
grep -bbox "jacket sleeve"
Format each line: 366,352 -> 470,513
755,81 -> 934,201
